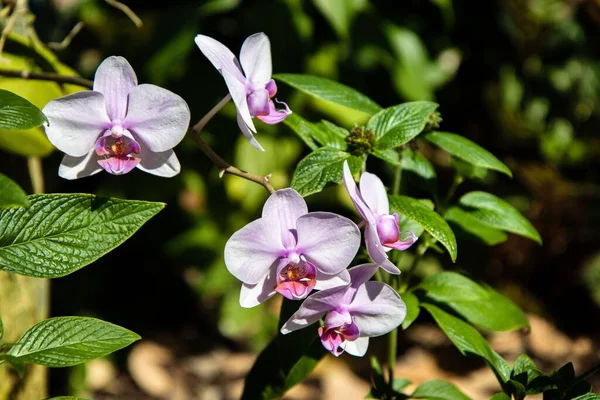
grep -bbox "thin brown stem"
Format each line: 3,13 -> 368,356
190,95 -> 275,194
0,68 -> 93,87
104,0 -> 143,28
48,21 -> 85,50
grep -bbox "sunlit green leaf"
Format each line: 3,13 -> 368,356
410,379 -> 472,400
401,291 -> 420,329
291,147 -> 362,196
458,191 -> 542,244
425,132 -> 512,177
312,0 -> 367,39
8,317 -> 140,367
0,89 -> 47,130
283,114 -> 348,150
0,173 -> 29,208
0,194 -> 164,278
422,303 -> 511,383
389,195 -> 457,261
418,272 -> 529,331
369,101 -> 438,149
275,73 -> 382,115
444,206 -> 508,246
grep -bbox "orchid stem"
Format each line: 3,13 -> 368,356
445,172 -> 463,203
190,94 -> 275,194
0,68 -> 92,88
27,156 -> 44,194
399,242 -> 429,294
387,326 -> 397,392
392,162 -> 402,196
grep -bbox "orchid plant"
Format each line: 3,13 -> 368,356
0,26 -> 598,400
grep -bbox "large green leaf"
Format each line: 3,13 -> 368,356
369,101 -> 438,149
7,317 -> 140,367
401,147 -> 437,180
389,195 -> 457,261
274,73 -> 382,115
422,303 -> 511,383
418,272 -> 529,331
425,132 -> 512,177
0,173 -> 29,208
410,379 -> 472,400
0,354 -> 25,377
458,191 -> 542,244
283,113 -> 348,150
291,147 -> 362,196
0,194 -> 164,277
241,299 -> 327,399
0,89 -> 47,130
401,291 -> 420,329
444,206 -> 508,246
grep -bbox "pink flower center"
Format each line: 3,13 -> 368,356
318,318 -> 359,357
376,213 -> 400,246
95,134 -> 141,175
275,260 -> 317,300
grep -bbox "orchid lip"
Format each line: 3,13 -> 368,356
275,260 -> 317,300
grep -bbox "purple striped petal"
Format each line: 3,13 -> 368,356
349,281 -> 406,337
365,225 -> 400,274
239,32 -> 272,85
93,56 -> 137,121
359,171 -> 390,215
342,161 -> 376,224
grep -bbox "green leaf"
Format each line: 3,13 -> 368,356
489,394 -> 510,400
389,195 -> 457,261
571,395 -> 600,400
422,303 -> 511,383
275,73 -> 382,115
0,194 -> 164,278
369,101 -> 439,149
512,354 -> 537,377
393,377 -> 412,392
444,207 -> 508,246
0,354 -> 25,377
241,299 -> 327,399
0,89 -> 47,130
401,291 -> 420,329
372,148 -> 401,166
291,147 -> 362,196
312,0 -> 366,39
7,317 -> 140,367
458,191 -> 542,244
425,132 -> 512,177
401,147 -> 437,180
410,379 -> 472,400
0,173 -> 29,208
418,272 -> 528,331
284,114 -> 348,151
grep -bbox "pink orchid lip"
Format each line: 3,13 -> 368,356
95,134 -> 141,175
318,318 -> 360,357
376,213 -> 400,246
275,260 -> 317,300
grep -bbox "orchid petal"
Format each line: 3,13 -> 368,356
256,100 -> 292,125
93,56 -> 137,121
314,268 -> 350,291
224,218 -> 284,284
365,225 -> 399,274
385,231 -> 418,251
136,148 -> 181,178
349,264 -> 379,289
343,337 -> 369,357
225,70 -> 256,133
342,161 -> 375,224
324,310 -> 352,328
239,270 -> 277,308
43,91 -> 110,157
296,212 -> 361,276
58,151 -> 102,180
98,156 -> 140,175
123,84 -> 190,152
239,32 -> 272,84
349,282 -> 406,337
360,172 -> 390,215
262,189 -> 308,249
280,287 -> 347,334
237,111 -> 264,151
194,34 -> 255,132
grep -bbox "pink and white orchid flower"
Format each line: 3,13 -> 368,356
342,161 -> 417,274
195,32 -> 291,151
224,188 -> 360,308
281,264 -> 406,357
43,56 -> 190,179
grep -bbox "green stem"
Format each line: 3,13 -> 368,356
399,242 -> 429,294
387,326 -> 398,392
392,162 -> 402,195
27,156 -> 44,194
445,173 -> 463,203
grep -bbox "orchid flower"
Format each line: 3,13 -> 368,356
224,188 -> 361,308
281,264 -> 406,357
342,161 -> 417,274
195,32 -> 291,151
43,56 -> 190,179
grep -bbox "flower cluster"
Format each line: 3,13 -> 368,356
42,33 -> 290,179
224,164 -> 417,357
